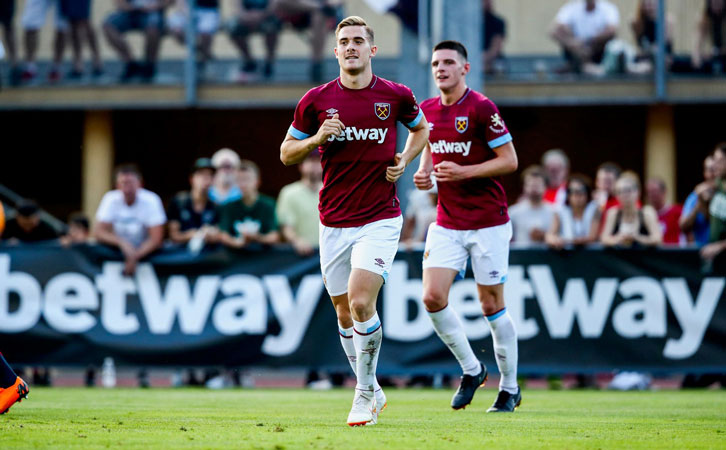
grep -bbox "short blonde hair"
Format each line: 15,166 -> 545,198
335,16 -> 374,44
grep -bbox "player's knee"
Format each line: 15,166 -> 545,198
422,289 -> 447,312
348,297 -> 373,319
478,287 -> 504,316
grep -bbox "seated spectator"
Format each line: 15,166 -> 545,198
167,158 -> 219,249
209,148 -> 243,205
542,148 -> 570,206
0,0 -> 21,85
275,0 -> 344,83
1,199 -> 60,243
60,0 -> 103,79
645,176 -> 683,245
482,0 -> 506,74
630,0 -> 674,73
218,160 -> 280,248
509,165 -> 555,245
227,0 -> 281,81
550,0 -> 619,74
60,212 -> 90,246
681,148 -> 722,246
93,164 -> 166,275
546,174 -> 600,249
601,171 -> 661,247
276,152 -> 322,255
692,0 -> 726,74
103,0 -> 171,82
20,0 -> 69,83
168,0 -> 219,75
400,183 -> 437,248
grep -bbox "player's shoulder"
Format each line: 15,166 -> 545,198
299,79 -> 339,103
373,76 -> 415,96
420,96 -> 439,110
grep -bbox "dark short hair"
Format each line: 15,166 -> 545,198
239,159 -> 261,178
68,212 -> 90,230
565,174 -> 593,206
114,163 -> 142,180
597,162 -> 622,178
433,40 -> 468,61
17,199 -> 40,217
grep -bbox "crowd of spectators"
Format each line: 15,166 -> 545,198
0,0 -> 343,85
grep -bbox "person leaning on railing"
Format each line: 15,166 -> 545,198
600,171 -> 662,248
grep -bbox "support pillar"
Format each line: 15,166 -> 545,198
644,104 -> 676,204
82,111 -> 114,222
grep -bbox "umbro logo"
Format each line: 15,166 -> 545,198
489,270 -> 499,278
374,258 -> 385,268
326,108 -> 338,117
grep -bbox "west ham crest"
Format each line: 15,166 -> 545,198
375,103 -> 391,120
455,116 -> 469,133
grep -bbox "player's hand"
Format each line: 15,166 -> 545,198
386,153 -> 407,182
413,167 -> 434,190
314,113 -> 345,146
433,161 -> 470,182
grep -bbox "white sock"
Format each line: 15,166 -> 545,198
486,308 -> 518,394
352,313 -> 382,392
428,305 -> 481,376
340,325 -> 382,392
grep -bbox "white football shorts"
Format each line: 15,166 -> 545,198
319,215 -> 403,297
422,221 -> 512,286
22,0 -> 68,31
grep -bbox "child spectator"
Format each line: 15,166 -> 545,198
60,212 -> 90,245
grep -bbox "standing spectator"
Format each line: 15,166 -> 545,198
218,160 -> 280,248
20,0 -> 69,82
509,165 -> 555,245
542,148 -> 570,206
60,212 -> 90,246
103,0 -> 171,82
167,157 -> 219,247
601,171 -> 661,247
227,0 -> 280,81
593,161 -> 622,230
276,152 -> 322,255
59,0 -> 103,78
692,0 -> 726,74
400,184 -> 437,247
209,148 -> 243,205
550,0 -> 619,74
681,150 -> 720,246
701,144 -> 726,262
1,200 -> 60,243
630,0 -> 674,73
0,0 -> 21,85
93,164 -> 166,275
482,0 -> 506,74
168,0 -> 219,75
546,174 -> 600,249
645,176 -> 683,245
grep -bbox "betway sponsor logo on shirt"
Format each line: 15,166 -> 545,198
431,140 -> 472,157
327,127 -> 388,144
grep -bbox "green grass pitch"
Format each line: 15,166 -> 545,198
1,387 -> 724,449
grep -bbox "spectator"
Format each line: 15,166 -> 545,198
60,212 -> 90,246
103,0 -> 171,82
509,165 -> 555,245
482,0 -> 506,74
550,0 -> 619,74
0,0 -> 20,85
593,161 -> 622,229
680,149 -> 721,246
545,174 -> 600,249
168,0 -> 219,75
20,0 -> 69,83
701,144 -> 726,262
227,0 -> 281,81
276,152 -> 322,255
60,0 -> 103,79
167,157 -> 219,247
692,0 -> 726,74
542,148 -> 570,206
93,164 -> 166,275
1,200 -> 60,243
630,0 -> 674,73
209,148 -> 243,205
400,184 -> 437,247
218,160 -> 280,248
645,176 -> 683,245
275,0 -> 344,83
601,171 -> 661,247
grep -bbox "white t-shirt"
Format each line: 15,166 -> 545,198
404,189 -> 437,242
509,199 -> 555,245
95,188 -> 167,248
555,0 -> 619,41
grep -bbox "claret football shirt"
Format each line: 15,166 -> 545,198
288,75 -> 424,227
420,88 -> 512,230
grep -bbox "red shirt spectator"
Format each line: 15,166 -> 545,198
645,177 -> 683,245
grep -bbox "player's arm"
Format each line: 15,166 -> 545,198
434,141 -> 518,182
413,143 -> 435,190
280,114 -> 344,166
386,118 -> 430,182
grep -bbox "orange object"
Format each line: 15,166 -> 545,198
0,377 -> 29,415
0,200 -> 4,236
